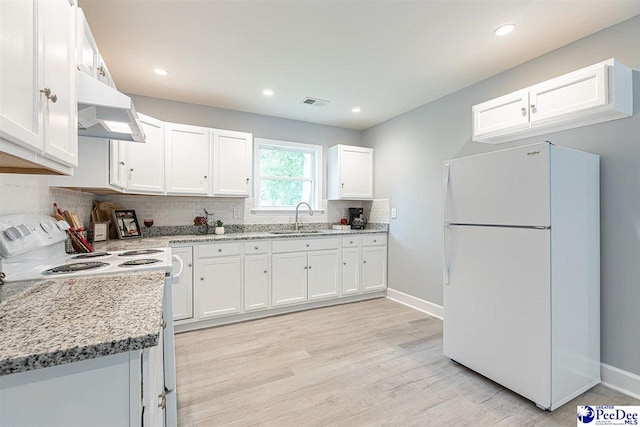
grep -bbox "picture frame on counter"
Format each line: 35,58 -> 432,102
112,210 -> 142,239
91,221 -> 109,242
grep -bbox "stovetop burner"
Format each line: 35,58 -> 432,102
72,252 -> 112,259
118,249 -> 164,257
118,259 -> 162,267
44,262 -> 110,275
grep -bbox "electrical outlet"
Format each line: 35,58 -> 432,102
233,207 -> 241,219
391,207 -> 397,219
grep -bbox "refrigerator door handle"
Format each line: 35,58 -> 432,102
443,223 -> 450,285
443,163 -> 451,285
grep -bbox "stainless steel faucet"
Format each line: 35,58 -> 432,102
294,202 -> 314,230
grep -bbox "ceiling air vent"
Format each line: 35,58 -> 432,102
301,97 -> 330,107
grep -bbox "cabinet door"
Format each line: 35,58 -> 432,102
308,250 -> 340,300
196,256 -> 242,319
362,246 -> 387,292
40,0 -> 77,167
211,130 -> 252,197
109,140 -> 128,189
127,114 -> 164,194
143,330 -> 166,427
165,123 -> 209,195
272,252 -> 307,307
244,254 -> 270,311
529,62 -> 607,126
0,0 -> 42,150
340,146 -> 374,199
172,247 -> 193,321
341,247 -> 360,295
472,89 -> 530,142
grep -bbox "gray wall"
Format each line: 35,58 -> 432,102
130,95 -> 362,199
363,15 -> 640,375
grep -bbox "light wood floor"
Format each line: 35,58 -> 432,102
175,298 -> 638,426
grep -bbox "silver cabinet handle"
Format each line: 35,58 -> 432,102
306,244 -> 310,247
40,87 -> 57,103
341,183 -> 344,188
373,239 -> 377,243
204,175 -> 208,179
363,260 -> 367,264
521,107 -> 527,112
97,66 -> 106,77
161,320 -> 166,329
200,277 -> 204,281
343,262 -> 347,265
264,270 -> 268,274
349,240 -> 353,244
119,161 -> 125,166
304,266 -> 308,270
218,248 -> 222,252
158,396 -> 166,409
255,246 -> 259,250
246,178 -> 250,183
130,168 -> 134,172
188,263 -> 192,267
530,104 -> 536,110
308,266 -> 312,269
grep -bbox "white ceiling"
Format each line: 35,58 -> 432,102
80,0 -> 640,130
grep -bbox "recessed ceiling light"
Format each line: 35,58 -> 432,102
494,24 -> 515,36
352,107 -> 361,113
153,68 -> 168,76
263,89 -> 274,96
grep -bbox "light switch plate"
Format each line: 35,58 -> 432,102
391,208 -> 397,219
233,207 -> 241,219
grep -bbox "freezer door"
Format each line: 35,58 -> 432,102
443,225 -> 551,408
444,142 -> 550,227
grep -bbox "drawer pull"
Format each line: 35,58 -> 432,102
373,239 -> 377,243
188,263 -> 192,267
363,260 -> 367,264
343,262 -> 347,265
306,244 -> 310,247
255,246 -> 259,250
349,240 -> 353,244
200,277 -> 204,281
264,270 -> 268,274
218,248 -> 222,252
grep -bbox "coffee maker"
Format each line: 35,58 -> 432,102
348,207 -> 367,229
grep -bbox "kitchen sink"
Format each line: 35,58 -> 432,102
269,230 -> 323,235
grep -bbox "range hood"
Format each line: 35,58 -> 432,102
76,71 -> 145,142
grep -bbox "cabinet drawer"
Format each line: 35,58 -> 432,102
362,235 -> 386,247
341,236 -> 361,248
197,242 -> 241,258
244,241 -> 269,254
272,237 -> 340,254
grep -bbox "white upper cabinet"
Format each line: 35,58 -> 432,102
0,0 -> 77,173
76,8 -> 115,89
328,145 -> 374,200
473,58 -> 633,144
210,129 -> 252,197
165,123 -> 210,195
127,114 -> 165,194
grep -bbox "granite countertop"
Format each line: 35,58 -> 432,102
0,271 -> 165,376
94,228 -> 388,251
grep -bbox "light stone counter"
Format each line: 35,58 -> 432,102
93,228 -> 388,251
0,271 -> 164,376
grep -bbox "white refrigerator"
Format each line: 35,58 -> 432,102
442,141 -> 600,411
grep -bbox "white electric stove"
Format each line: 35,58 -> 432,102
0,214 -> 178,427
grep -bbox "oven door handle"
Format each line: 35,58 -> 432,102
171,254 -> 184,284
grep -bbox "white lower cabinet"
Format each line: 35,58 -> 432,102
244,254 -> 270,311
0,333 -> 164,427
362,246 -> 388,292
195,244 -> 242,319
341,247 -> 360,295
272,252 -> 308,307
177,234 -> 387,328
307,250 -> 340,300
171,247 -> 193,322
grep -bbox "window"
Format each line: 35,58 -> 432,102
254,138 -> 323,210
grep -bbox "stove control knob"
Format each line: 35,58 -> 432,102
55,220 -> 70,231
4,227 -> 21,241
40,221 -> 53,233
16,224 -> 31,237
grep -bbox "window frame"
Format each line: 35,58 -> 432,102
253,138 -> 323,213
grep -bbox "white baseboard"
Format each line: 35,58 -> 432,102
386,288 -> 443,320
601,363 -> 640,401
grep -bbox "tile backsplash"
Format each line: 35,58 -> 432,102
1,174 -> 389,230
0,175 -> 94,225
